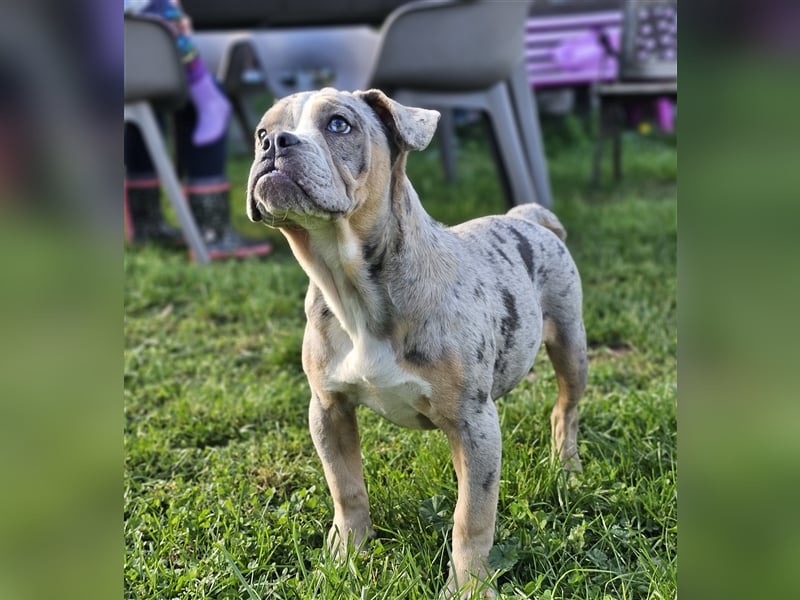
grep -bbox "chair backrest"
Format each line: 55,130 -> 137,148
618,0 -> 677,80
529,0 -> 621,17
124,15 -> 187,106
525,9 -> 622,89
370,0 -> 533,92
252,27 -> 380,97
193,32 -> 266,95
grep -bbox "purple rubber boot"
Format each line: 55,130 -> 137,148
656,97 -> 675,133
188,71 -> 232,146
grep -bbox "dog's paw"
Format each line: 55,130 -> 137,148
443,565 -> 497,599
326,521 -> 375,560
561,451 -> 583,473
442,578 -> 497,600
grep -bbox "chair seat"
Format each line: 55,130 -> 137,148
596,81 -> 677,96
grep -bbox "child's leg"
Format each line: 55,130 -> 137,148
123,122 -> 184,246
172,105 -> 272,260
141,0 -> 231,145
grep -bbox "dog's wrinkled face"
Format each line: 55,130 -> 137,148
246,88 -> 439,229
246,89 -> 382,228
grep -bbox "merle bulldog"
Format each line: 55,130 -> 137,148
246,88 -> 587,598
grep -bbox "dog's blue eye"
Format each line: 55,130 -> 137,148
326,116 -> 351,134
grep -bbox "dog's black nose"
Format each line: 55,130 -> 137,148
275,131 -> 300,149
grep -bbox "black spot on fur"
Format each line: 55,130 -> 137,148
500,289 -> 519,340
493,290 -> 519,379
490,230 -> 506,245
494,353 -> 507,378
461,420 -> 479,451
473,285 -> 484,300
363,242 -> 385,280
472,388 -> 488,404
482,470 -> 496,492
405,346 -> 430,366
495,247 -> 515,266
509,228 -> 535,275
476,334 -> 486,363
320,304 -> 333,320
376,319 -> 394,339
369,262 -> 383,280
537,264 -> 549,280
393,234 -> 404,255
363,242 -> 377,260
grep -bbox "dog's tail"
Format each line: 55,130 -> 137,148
507,203 -> 567,241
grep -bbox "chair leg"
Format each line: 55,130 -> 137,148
231,96 -> 256,142
393,86 -> 536,206
591,95 -> 607,190
611,102 -> 623,183
508,60 -> 553,208
484,82 -> 538,206
124,102 -> 211,264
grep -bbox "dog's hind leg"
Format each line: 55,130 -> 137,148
543,312 -> 587,472
443,399 -> 502,598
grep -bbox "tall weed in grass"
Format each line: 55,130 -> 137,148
125,118 -> 675,599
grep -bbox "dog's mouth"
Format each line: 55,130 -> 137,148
248,166 -> 339,228
257,163 -> 304,191
260,166 -> 295,185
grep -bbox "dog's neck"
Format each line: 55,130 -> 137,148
281,175 -> 457,340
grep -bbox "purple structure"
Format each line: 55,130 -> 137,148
525,10 -> 622,89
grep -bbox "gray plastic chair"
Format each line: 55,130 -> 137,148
591,0 -> 677,187
123,14 -> 210,263
368,0 -> 553,207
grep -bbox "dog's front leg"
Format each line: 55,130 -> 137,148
308,392 -> 374,557
444,401 -> 502,599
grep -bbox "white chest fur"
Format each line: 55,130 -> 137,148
324,334 -> 434,429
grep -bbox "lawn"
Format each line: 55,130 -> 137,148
124,115 -> 676,599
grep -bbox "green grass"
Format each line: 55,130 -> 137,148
125,117 -> 676,599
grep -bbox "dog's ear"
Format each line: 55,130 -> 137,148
356,89 -> 440,152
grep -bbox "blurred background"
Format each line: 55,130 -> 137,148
1,0 -> 799,598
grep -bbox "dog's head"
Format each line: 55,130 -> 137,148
246,88 -> 439,229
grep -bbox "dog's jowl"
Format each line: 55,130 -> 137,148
246,88 -> 587,598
